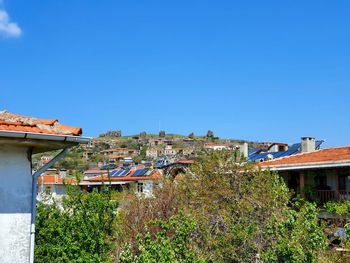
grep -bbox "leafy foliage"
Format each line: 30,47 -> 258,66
119,213 -> 205,263
264,202 -> 326,262
36,150 -> 331,262
35,185 -> 117,263
324,200 -> 350,215
117,151 -> 327,263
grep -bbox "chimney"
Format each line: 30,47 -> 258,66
59,169 -> 67,179
238,142 -> 248,158
301,137 -> 315,153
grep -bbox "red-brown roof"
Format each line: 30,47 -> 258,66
37,175 -> 77,185
0,111 -> 82,136
85,169 -> 161,182
176,159 -> 194,164
259,146 -> 350,168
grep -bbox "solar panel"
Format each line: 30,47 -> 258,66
109,170 -> 119,176
119,169 -> 129,176
131,169 -> 140,176
110,169 -> 130,177
132,168 -> 149,177
139,169 -> 148,176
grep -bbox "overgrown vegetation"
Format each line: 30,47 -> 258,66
36,151 -> 349,262
324,200 -> 350,216
35,185 -> 117,263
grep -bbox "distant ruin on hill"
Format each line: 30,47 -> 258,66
99,130 -> 122,137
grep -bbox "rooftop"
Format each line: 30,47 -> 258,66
37,174 -> 77,185
0,111 -> 88,153
259,146 -> 350,170
0,111 -> 82,136
82,168 -> 161,184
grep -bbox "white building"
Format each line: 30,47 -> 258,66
0,111 -> 88,263
37,174 -> 77,202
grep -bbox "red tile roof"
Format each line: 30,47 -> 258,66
37,175 -> 77,185
176,159 -> 194,164
0,111 -> 82,136
259,146 -> 350,168
86,169 -> 161,182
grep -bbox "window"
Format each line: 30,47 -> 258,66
45,186 -> 51,195
137,183 -> 143,193
339,175 -> 347,190
278,145 -> 285,152
337,170 -> 349,191
314,175 -> 328,190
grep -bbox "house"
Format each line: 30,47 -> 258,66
260,138 -> 350,204
80,167 -> 161,197
36,155 -> 51,167
146,147 -> 161,158
204,142 -> 249,158
204,142 -> 232,151
37,173 -> 77,201
101,148 -> 139,157
178,147 -> 195,156
107,154 -> 125,164
164,145 -> 178,156
83,168 -> 108,180
249,137 -> 324,162
0,111 -> 88,263
83,150 -> 94,160
149,138 -> 163,147
147,145 -> 195,159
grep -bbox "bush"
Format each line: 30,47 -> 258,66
35,185 -> 118,263
119,213 -> 205,263
324,201 -> 350,216
117,150 -> 327,263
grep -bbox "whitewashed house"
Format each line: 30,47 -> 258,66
0,111 -> 88,263
37,173 -> 77,202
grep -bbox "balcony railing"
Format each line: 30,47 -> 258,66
316,190 -> 350,204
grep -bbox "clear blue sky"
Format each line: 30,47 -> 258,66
1,1 -> 349,146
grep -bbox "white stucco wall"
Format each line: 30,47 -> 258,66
140,181 -> 154,197
0,145 -> 32,263
37,184 -> 67,202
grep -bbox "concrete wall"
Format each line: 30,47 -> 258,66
0,145 -> 32,263
37,184 -> 67,202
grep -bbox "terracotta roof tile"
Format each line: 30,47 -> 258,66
37,175 -> 77,185
259,146 -> 350,168
0,111 -> 82,136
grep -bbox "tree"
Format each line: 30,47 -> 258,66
139,131 -> 147,141
159,130 -> 166,138
35,185 -> 118,263
188,132 -> 194,139
206,130 -> 214,138
119,213 -> 205,263
178,150 -> 326,262
117,151 -> 326,262
115,178 -> 180,249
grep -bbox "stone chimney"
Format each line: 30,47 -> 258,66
238,142 -> 248,158
301,137 -> 315,153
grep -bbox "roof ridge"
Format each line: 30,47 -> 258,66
0,111 -> 82,136
261,147 -> 327,164
260,146 -> 350,167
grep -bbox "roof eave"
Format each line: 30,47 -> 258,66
0,130 -> 90,153
262,161 -> 350,171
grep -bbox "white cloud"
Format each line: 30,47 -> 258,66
0,9 -> 22,38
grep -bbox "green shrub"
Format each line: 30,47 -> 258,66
35,185 -> 117,263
